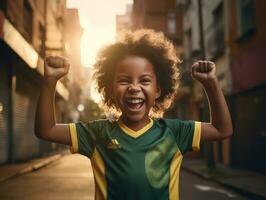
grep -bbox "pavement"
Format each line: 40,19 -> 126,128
0,152 -> 265,200
0,150 -> 67,183
182,158 -> 266,200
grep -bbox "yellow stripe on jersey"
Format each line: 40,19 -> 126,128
169,150 -> 183,200
69,123 -> 78,153
91,148 -> 107,200
192,121 -> 201,151
118,118 -> 154,138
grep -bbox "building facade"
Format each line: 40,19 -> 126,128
228,0 -> 266,174
178,0 -> 233,166
0,0 -> 69,164
64,8 -> 88,122
177,0 -> 266,174
132,0 -> 183,49
116,4 -> 132,32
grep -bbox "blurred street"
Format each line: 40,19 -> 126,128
1,0 -> 266,199
180,170 -> 249,200
0,154 -> 251,200
0,154 -> 95,200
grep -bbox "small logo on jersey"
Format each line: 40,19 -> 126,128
107,139 -> 121,149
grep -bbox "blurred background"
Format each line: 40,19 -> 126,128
0,0 -> 265,199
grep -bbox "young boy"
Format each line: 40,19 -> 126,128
35,29 -> 232,200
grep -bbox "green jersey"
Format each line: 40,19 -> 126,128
69,118 -> 201,200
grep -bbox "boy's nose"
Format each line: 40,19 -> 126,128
128,84 -> 141,93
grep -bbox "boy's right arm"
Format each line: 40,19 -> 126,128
35,56 -> 71,145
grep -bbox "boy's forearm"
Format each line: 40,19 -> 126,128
35,78 -> 57,139
203,78 -> 233,137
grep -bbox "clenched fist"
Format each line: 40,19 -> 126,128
44,56 -> 70,81
191,60 -> 217,85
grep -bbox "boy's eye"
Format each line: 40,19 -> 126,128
117,79 -> 130,84
141,78 -> 151,85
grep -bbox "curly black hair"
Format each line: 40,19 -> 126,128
93,29 -> 180,117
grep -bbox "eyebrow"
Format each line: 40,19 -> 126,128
115,74 -> 154,81
140,74 -> 153,78
116,74 -> 129,78
117,73 -> 153,77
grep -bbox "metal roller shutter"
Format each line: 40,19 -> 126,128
12,63 -> 40,161
0,57 -> 10,164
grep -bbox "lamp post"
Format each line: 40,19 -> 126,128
197,0 -> 215,170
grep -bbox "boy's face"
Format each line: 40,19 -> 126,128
112,56 -> 161,124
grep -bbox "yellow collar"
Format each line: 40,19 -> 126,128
118,118 -> 154,138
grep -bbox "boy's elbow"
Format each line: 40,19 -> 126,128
224,131 -> 233,139
227,124 -> 233,138
34,129 -> 49,140
34,130 -> 44,140
34,123 -> 48,140
221,127 -> 233,139
34,126 -> 41,138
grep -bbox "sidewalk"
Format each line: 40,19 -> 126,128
0,151 -> 67,183
1,153 -> 265,199
182,158 -> 266,200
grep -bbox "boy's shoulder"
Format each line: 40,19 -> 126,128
75,118 -> 117,131
154,117 -> 194,130
154,118 -> 183,126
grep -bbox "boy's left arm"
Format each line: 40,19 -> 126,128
191,61 -> 233,141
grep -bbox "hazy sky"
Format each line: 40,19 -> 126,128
67,0 -> 132,68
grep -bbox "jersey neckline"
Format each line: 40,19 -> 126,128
117,118 -> 154,139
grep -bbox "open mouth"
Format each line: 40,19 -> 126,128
125,98 -> 145,110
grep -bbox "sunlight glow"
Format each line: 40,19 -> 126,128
80,21 -> 114,67
67,0 -> 132,102
67,0 -> 132,68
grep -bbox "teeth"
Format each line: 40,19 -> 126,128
127,99 -> 144,104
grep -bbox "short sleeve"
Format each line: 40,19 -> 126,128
165,119 -> 201,154
68,121 -> 98,158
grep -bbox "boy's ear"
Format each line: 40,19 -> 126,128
156,87 -> 161,99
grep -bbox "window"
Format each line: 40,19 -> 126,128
23,0 -> 33,42
236,0 -> 256,41
207,3 -> 225,59
167,13 -> 176,35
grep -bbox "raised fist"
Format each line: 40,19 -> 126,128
191,60 -> 216,85
44,56 -> 70,81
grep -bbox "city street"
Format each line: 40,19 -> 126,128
0,1 -> 265,200
0,154 -> 250,200
180,167 -> 250,200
